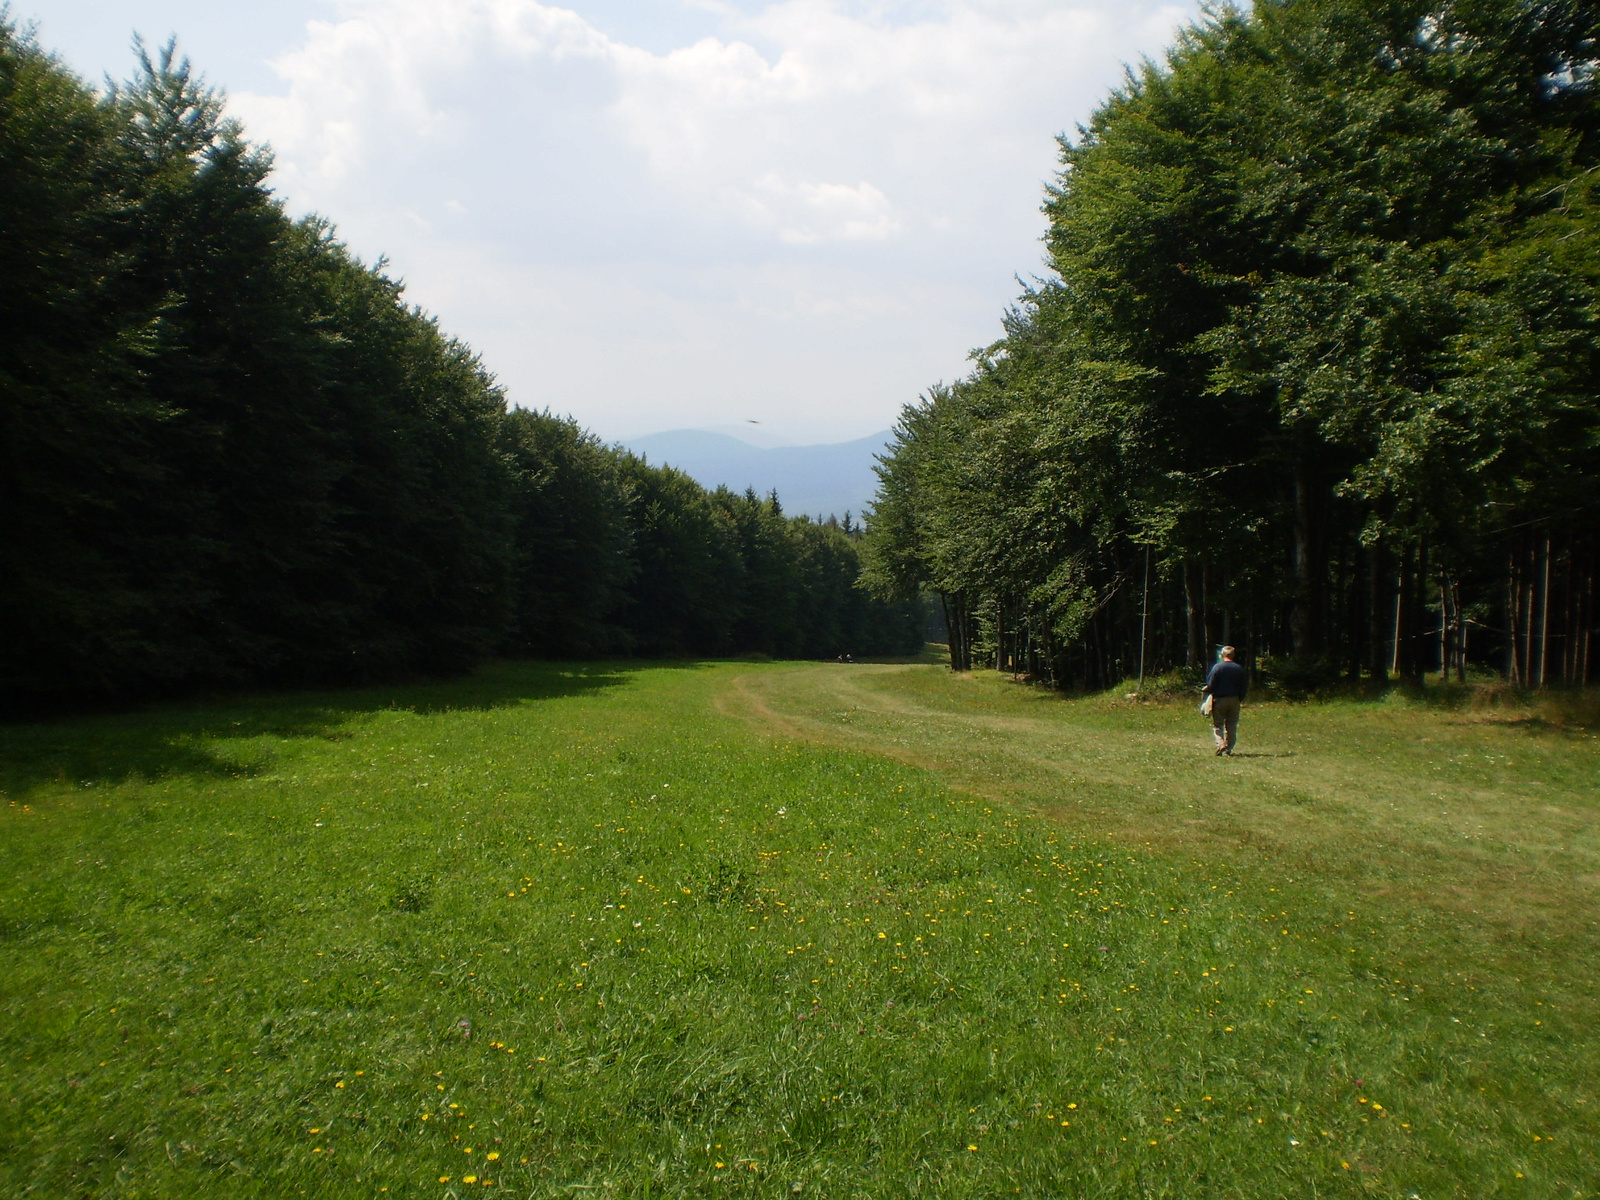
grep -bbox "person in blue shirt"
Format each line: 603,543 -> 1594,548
1202,646 -> 1249,756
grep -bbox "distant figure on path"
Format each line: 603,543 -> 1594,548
1202,646 -> 1248,756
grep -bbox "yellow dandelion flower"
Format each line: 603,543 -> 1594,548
967,1144 -> 978,1151
487,1152 -> 499,1161
463,1175 -> 477,1184
440,1177 -> 451,1183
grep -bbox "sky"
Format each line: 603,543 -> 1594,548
22,0 -> 1200,444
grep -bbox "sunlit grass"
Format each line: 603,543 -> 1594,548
2,661 -> 1596,1197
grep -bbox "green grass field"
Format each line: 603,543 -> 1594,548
2,660 -> 1596,1199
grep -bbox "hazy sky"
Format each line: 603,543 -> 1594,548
24,0 -> 1199,443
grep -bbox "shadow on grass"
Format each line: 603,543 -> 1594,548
0,659 -> 650,801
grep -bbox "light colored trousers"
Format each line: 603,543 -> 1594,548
1210,695 -> 1241,752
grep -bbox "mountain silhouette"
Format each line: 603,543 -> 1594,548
620,429 -> 891,521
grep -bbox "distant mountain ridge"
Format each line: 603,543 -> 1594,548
619,429 -> 891,521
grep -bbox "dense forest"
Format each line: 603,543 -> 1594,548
864,0 -> 1599,691
0,24 -> 922,708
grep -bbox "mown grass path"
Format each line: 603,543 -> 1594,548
2,661 -> 1596,1199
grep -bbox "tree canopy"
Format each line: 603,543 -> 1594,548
863,0 -> 1599,690
0,24 -> 921,708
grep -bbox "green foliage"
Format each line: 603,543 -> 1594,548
0,29 -> 514,700
0,22 -> 921,707
499,409 -> 633,658
1255,653 -> 1347,699
866,0 -> 1600,690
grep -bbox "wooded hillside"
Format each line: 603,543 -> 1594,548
0,26 -> 921,708
864,0 -> 1599,690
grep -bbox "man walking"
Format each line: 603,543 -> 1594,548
1203,646 -> 1248,756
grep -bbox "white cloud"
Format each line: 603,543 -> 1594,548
739,175 -> 901,244
228,0 -> 1199,440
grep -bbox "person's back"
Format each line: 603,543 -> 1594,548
1205,658 -> 1248,699
1203,649 -> 1248,755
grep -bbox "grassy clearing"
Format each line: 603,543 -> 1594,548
1,661 -> 1596,1199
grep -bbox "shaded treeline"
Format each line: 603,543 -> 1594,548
863,0 -> 1599,690
0,28 -> 920,707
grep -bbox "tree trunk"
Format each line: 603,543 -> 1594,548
1184,558 -> 1205,669
941,591 -> 971,673
1537,535 -> 1552,689
1290,460 -> 1324,656
1349,546 -> 1367,680
1369,543 -> 1390,681
1506,549 -> 1521,685
1390,558 -> 1406,678
1392,540 -> 1426,683
1137,547 -> 1150,690
1439,578 -> 1450,683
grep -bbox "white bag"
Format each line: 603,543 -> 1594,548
1200,694 -> 1214,717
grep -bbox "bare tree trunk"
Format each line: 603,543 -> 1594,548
1439,578 -> 1449,683
1538,536 -> 1552,689
1137,547 -> 1150,691
1184,559 -> 1204,669
1291,469 -> 1315,656
1506,549 -> 1520,685
1581,556 -> 1594,685
1391,564 -> 1405,678
1561,542 -> 1579,685
1348,546 -> 1365,680
1524,539 -> 1538,687
941,591 -> 972,673
1437,571 -> 1465,683
1369,544 -> 1389,680
1393,540 -> 1426,683
1286,464 -> 1324,659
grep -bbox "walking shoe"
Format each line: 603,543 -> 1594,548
1215,748 -> 1224,756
